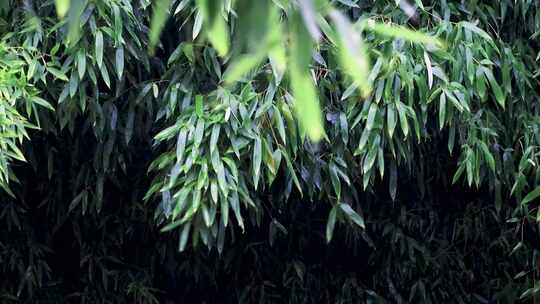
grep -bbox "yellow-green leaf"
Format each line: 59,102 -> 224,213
149,0 -> 173,54
55,0 -> 70,18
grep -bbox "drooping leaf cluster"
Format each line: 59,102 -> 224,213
0,0 -> 539,302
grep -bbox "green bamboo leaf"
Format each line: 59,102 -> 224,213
355,127 -> 370,154
172,188 -> 190,219
465,48 -> 475,84
221,195 -> 229,227
230,192 -> 244,231
522,187 -> 540,206
113,5 -> 122,38
216,161 -> 227,197
161,219 -> 182,232
209,124 -> 220,154
192,10 -> 203,40
282,150 -> 303,196
366,19 -> 443,47
180,189 -> 201,223
459,21 -> 494,43
447,123 -> 456,153
193,119 -> 205,147
396,101 -> 409,137
273,106 -> 287,145
6,141 -> 26,162
483,68 -> 505,108
201,203 -> 211,227
290,73 -> 323,142
175,129 -> 187,164
288,14 -> 323,142
389,160 -> 397,201
452,161 -> 466,184
329,10 -> 371,97
155,124 -> 181,141
377,146 -> 384,178
475,68 -> 487,100
149,0 -> 173,54
341,82 -> 359,101
279,101 -> 298,153
174,0 -> 190,14
31,97 -> 54,111
339,112 -> 348,144
366,103 -> 378,130
326,205 -> 338,243
77,50 -> 86,79
27,60 -> 37,80
363,138 -> 378,173
386,104 -> 397,138
478,142 -> 495,172
66,0 -> 84,46
253,136 -> 262,189
69,72 -> 78,97
439,92 -> 446,130
339,203 -> 365,229
329,163 -> 341,199
465,149 -> 474,186
95,31 -> 103,68
99,64 -> 110,88
196,0 -> 229,56
178,222 -> 192,251
55,0 -> 70,18
210,180 -> 218,204
47,67 -> 68,82
224,54 -> 265,84
115,46 -> 124,79
195,95 -> 203,117
424,51 -> 433,89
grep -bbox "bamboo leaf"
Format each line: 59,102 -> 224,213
47,67 -> 68,82
387,103 -> 397,138
339,203 -> 365,229
439,92 -> 446,130
193,9 -> 203,40
522,188 -> 540,206
253,136 -> 262,189
77,50 -> 86,79
366,20 -> 443,47
115,46 -> 124,79
326,205 -> 338,243
424,51 -> 433,89
149,0 -> 173,53
209,124 -> 220,154
95,31 -> 104,68
483,68 -> 505,108
55,0 -> 70,18
478,142 -> 495,172
330,10 -> 371,97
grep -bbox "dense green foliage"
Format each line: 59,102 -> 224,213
0,0 -> 539,302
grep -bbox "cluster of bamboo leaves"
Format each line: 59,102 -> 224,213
1,0 -> 536,251
0,43 -> 53,194
0,0 -> 539,301
143,0 -> 540,250
0,1 -> 538,252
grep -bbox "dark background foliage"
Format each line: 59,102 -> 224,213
0,0 -> 539,303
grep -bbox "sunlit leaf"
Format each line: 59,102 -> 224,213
365,19 -> 443,47
330,10 -> 371,97
289,14 -> 323,142
149,0 -> 173,54
55,0 -> 70,18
